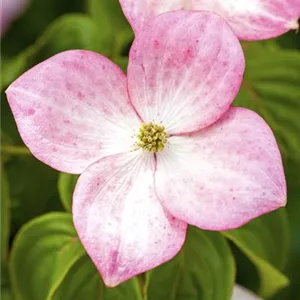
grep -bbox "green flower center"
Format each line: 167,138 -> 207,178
137,122 -> 168,152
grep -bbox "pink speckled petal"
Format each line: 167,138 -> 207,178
193,0 -> 300,40
127,11 -> 244,134
155,107 -> 286,231
232,285 -> 262,300
1,0 -> 29,36
6,50 -> 140,174
73,151 -> 187,287
119,0 -> 189,34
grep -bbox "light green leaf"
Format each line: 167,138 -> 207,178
223,209 -> 290,298
146,226 -> 235,300
10,213 -> 86,300
1,14 -> 107,91
58,173 -> 79,212
54,256 -> 143,300
235,42 -> 300,160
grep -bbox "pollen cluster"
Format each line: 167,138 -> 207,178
137,122 -> 168,152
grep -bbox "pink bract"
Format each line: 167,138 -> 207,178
119,0 -> 300,40
6,11 -> 286,287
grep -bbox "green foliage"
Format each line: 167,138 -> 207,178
146,227 -> 235,300
274,160 -> 300,300
10,213 -> 85,300
5,156 -> 61,236
58,173 -> 79,212
1,0 -> 83,56
87,0 -> 134,57
223,209 -> 289,298
1,14 -> 107,91
235,42 -> 300,161
1,131 -> 15,163
10,213 -> 142,300
1,289 -> 13,300
54,256 -> 142,300
1,167 -> 10,266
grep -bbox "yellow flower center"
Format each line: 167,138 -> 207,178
137,122 -> 168,152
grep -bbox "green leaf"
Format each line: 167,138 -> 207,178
87,0 -> 130,31
1,128 -> 23,163
5,156 -> 61,235
10,213 -> 86,300
54,256 -> 143,300
1,130 -> 13,147
235,42 -> 300,160
113,56 -> 129,72
58,173 -> 79,212
10,212 -> 143,300
272,159 -> 300,300
276,31 -> 300,50
223,209 -> 290,298
0,289 -> 13,300
1,166 -> 10,265
1,0 -> 82,56
86,0 -> 134,58
146,226 -> 235,300
1,14 -> 107,91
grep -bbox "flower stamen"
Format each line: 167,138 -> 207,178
137,122 -> 168,152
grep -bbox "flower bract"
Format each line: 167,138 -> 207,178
120,0 -> 300,40
6,11 -> 286,287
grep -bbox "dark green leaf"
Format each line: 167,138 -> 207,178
1,14 -> 108,91
1,126 -> 23,164
223,209 -> 289,298
146,226 -> 235,300
1,0 -> 82,56
235,42 -> 300,160
58,173 -> 79,212
54,256 -> 143,300
276,31 -> 300,50
273,159 -> 300,300
1,166 -> 10,265
5,155 -> 61,235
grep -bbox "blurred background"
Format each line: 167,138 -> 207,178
1,1 -> 300,300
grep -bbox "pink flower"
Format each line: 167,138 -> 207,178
6,11 -> 286,286
119,0 -> 300,40
1,0 -> 29,36
232,285 -> 262,300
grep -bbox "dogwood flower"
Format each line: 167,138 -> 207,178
6,11 -> 286,286
232,285 -> 263,300
1,0 -> 29,36
119,0 -> 300,40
